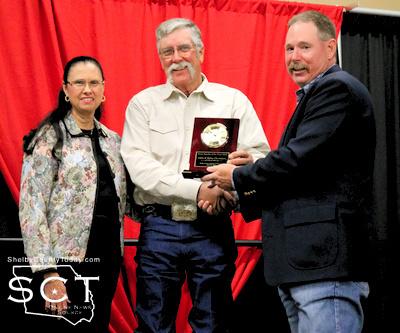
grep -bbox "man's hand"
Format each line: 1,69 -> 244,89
202,164 -> 236,191
197,181 -> 236,215
228,150 -> 253,166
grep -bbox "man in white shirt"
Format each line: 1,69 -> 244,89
121,17 -> 269,333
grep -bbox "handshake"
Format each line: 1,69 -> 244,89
196,149 -> 253,215
197,181 -> 237,216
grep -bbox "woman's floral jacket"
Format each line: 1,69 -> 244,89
19,112 -> 127,272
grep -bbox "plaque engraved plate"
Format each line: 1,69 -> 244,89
183,117 -> 239,179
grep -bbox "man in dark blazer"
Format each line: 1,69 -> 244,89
201,10 -> 376,333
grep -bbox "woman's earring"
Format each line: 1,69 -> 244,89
101,95 -> 106,102
65,96 -> 70,102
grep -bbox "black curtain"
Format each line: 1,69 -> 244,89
341,12 -> 400,332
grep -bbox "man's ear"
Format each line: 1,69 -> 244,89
327,38 -> 337,61
198,47 -> 205,63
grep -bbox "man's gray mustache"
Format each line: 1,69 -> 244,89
168,62 -> 190,74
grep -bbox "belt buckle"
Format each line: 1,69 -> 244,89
142,205 -> 156,215
171,202 -> 197,221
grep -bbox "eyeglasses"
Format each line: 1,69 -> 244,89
66,80 -> 104,89
159,44 -> 194,59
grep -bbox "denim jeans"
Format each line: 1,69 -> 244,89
135,214 -> 237,333
278,280 -> 369,333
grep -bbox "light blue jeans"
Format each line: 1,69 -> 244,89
278,280 -> 369,333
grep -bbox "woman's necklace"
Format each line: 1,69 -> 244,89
81,128 -> 94,137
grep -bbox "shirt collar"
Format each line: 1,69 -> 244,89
296,64 -> 335,99
63,112 -> 107,137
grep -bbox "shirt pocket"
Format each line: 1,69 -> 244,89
149,119 -> 179,160
283,203 -> 338,270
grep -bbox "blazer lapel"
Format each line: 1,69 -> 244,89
279,95 -> 308,147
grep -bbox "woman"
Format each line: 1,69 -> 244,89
19,56 -> 126,332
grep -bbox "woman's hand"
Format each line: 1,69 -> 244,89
43,271 -> 70,315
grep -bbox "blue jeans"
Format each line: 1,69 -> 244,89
135,214 -> 237,333
278,280 -> 369,333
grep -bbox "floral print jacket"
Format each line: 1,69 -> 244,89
19,112 -> 127,272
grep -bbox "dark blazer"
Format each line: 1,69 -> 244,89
233,65 -> 376,286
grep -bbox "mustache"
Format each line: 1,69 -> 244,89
167,61 -> 195,78
288,62 -> 309,72
168,61 -> 189,72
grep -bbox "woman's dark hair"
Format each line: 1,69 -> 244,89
23,56 -> 105,155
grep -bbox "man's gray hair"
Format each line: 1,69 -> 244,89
288,10 -> 336,41
156,18 -> 204,54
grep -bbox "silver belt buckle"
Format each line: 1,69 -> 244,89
171,202 -> 197,221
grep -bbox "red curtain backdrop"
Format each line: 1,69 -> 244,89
0,1 -> 343,332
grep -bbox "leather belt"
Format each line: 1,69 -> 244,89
140,204 -> 231,221
141,204 -> 173,220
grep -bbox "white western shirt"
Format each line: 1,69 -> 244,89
121,75 -> 270,206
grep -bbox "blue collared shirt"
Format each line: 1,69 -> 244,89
296,65 -> 335,103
